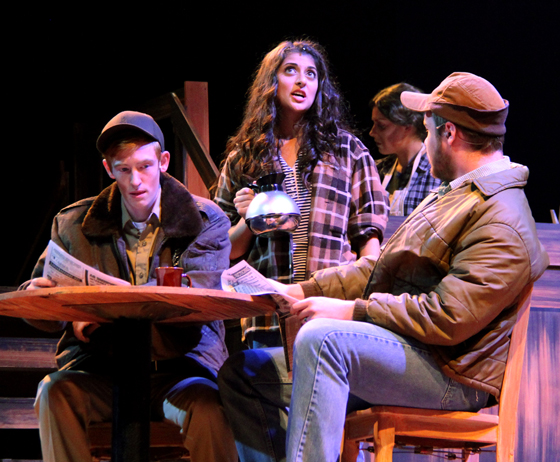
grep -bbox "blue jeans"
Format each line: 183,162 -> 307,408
218,345 -> 291,462
218,319 -> 488,462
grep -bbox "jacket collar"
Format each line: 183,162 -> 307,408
472,163 -> 529,197
81,172 -> 203,239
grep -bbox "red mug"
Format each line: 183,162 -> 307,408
155,267 -> 191,287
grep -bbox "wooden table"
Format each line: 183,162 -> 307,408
0,286 -> 277,462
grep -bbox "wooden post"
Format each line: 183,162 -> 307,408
183,82 -> 211,198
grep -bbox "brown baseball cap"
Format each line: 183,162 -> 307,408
96,110 -> 165,153
400,72 -> 509,136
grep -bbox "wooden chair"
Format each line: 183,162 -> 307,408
89,421 -> 190,461
343,284 -> 533,462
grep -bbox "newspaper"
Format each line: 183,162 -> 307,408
43,240 -> 130,286
221,260 -> 302,372
221,260 -> 298,311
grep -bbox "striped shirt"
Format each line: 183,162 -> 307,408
278,155 -> 312,282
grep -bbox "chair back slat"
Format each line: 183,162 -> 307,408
497,284 -> 533,461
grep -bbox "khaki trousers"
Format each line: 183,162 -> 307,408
35,369 -> 237,462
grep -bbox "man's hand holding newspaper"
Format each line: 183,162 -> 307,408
25,241 -> 130,339
40,240 -> 130,287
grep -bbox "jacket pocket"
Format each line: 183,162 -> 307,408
185,237 -> 221,270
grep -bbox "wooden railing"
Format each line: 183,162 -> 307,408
168,92 -> 219,193
137,81 -> 218,198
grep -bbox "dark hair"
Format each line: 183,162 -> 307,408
370,83 -> 426,141
432,113 -> 504,153
221,39 -> 351,188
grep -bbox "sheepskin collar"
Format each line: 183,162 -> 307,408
81,172 -> 203,239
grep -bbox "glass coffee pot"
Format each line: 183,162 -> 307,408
245,172 -> 301,238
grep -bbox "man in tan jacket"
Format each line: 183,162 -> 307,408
217,73 -> 549,462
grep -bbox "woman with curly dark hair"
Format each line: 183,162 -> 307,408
214,39 -> 388,349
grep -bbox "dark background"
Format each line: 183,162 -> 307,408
5,1 -> 559,287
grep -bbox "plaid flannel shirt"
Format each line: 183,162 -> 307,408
376,144 -> 441,216
214,130 -> 389,337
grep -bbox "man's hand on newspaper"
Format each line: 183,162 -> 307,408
291,297 -> 354,323
266,279 -> 305,300
26,277 -> 57,290
73,322 -> 101,343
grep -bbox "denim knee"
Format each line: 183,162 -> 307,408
293,319 -> 342,356
218,351 -> 250,392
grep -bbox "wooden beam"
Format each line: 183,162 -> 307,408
184,82 -> 211,198
168,92 -> 219,194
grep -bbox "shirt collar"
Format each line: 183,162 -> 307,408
121,188 -> 162,231
438,156 -> 511,197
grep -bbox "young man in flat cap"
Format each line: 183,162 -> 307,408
23,111 -> 237,462
217,73 -> 549,462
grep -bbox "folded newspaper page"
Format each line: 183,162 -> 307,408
221,260 -> 298,311
43,240 -> 130,286
221,260 -> 301,372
